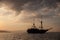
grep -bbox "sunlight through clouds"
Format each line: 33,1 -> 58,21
0,0 -> 60,32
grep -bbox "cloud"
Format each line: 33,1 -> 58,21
0,0 -> 60,16
0,0 -> 60,31
0,0 -> 60,24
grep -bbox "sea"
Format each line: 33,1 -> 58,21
0,31 -> 60,40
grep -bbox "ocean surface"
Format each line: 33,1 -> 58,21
0,31 -> 60,40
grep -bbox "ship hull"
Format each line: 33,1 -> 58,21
27,29 -> 48,34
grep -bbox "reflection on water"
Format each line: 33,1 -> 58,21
0,32 -> 60,40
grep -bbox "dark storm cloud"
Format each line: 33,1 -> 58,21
0,0 -> 60,15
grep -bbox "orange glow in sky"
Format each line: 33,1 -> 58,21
0,2 -> 60,32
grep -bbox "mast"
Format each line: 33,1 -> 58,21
41,20 -> 43,29
41,15 -> 43,29
32,18 -> 36,28
40,15 -> 43,29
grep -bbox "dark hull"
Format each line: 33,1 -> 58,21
27,28 -> 48,34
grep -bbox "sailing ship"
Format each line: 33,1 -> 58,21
27,17 -> 52,34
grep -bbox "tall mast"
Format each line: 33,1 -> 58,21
40,15 -> 43,29
41,20 -> 43,29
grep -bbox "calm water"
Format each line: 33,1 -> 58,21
0,31 -> 60,40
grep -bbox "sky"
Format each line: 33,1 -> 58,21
0,0 -> 60,32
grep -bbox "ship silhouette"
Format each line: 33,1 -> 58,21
27,17 -> 52,34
